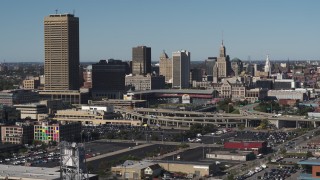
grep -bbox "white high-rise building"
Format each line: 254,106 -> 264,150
172,50 -> 190,89
264,55 -> 272,76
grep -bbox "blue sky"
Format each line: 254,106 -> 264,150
0,0 -> 319,62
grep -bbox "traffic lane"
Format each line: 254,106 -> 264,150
201,133 -> 235,144
161,147 -> 206,161
87,144 -> 177,172
84,141 -> 136,154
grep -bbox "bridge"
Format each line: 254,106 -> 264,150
115,107 -> 318,129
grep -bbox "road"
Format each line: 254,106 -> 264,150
223,127 -> 320,179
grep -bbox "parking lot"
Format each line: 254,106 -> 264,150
238,164 -> 301,180
86,143 -> 178,173
0,149 -> 60,168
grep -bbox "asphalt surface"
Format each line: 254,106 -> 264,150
87,143 -> 177,173
247,164 -> 301,180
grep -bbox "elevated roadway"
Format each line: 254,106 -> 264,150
116,107 -> 317,129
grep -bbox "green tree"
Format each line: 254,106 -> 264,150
227,173 -> 235,180
306,151 -> 314,158
238,124 -> 245,131
258,119 -> 269,129
280,148 -> 287,155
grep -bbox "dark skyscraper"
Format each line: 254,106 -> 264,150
132,46 -> 151,75
172,50 -> 190,89
44,14 -> 79,90
92,59 -> 128,99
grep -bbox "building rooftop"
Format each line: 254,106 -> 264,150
298,159 -> 320,166
154,160 -> 214,166
0,164 -> 60,180
0,164 -> 97,179
48,14 -> 75,17
114,160 -> 156,170
130,89 -> 215,95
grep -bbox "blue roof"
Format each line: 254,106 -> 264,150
298,159 -> 320,166
299,173 -> 320,180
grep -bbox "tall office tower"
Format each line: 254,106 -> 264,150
205,57 -> 217,76
132,46 -> 151,75
231,58 -> 243,76
92,59 -> 128,99
44,14 -> 79,90
190,68 -> 202,82
264,55 -> 272,76
172,50 -> 190,89
159,50 -> 172,83
216,41 -> 230,78
212,63 -> 219,83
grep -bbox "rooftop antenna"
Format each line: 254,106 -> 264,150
221,31 -> 224,46
55,9 -> 58,14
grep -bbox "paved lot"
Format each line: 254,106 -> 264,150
85,141 -> 136,154
87,143 -> 177,173
246,164 -> 301,180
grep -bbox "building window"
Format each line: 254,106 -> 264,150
316,172 -> 320,176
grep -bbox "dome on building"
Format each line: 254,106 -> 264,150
231,58 -> 241,62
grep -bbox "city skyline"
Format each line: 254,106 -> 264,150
1,0 -> 320,62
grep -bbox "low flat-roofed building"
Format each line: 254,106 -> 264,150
39,99 -> 64,114
157,161 -> 219,177
298,159 -> 320,180
38,90 -> 89,104
273,79 -> 298,90
268,90 -> 308,101
224,141 -> 268,154
0,164 -> 98,180
192,81 -> 212,89
0,104 -> 20,123
0,89 -> 39,106
1,122 -> 34,144
206,150 -> 255,161
111,160 -> 162,180
245,88 -> 268,103
14,103 -> 48,120
81,105 -> 114,113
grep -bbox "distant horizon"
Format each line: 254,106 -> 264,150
1,1 -> 320,62
2,59 -> 320,65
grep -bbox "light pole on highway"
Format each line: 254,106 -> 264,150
202,143 -> 205,159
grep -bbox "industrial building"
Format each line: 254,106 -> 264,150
224,141 -> 268,154
157,161 -> 219,177
206,150 -> 255,161
267,90 -> 308,101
